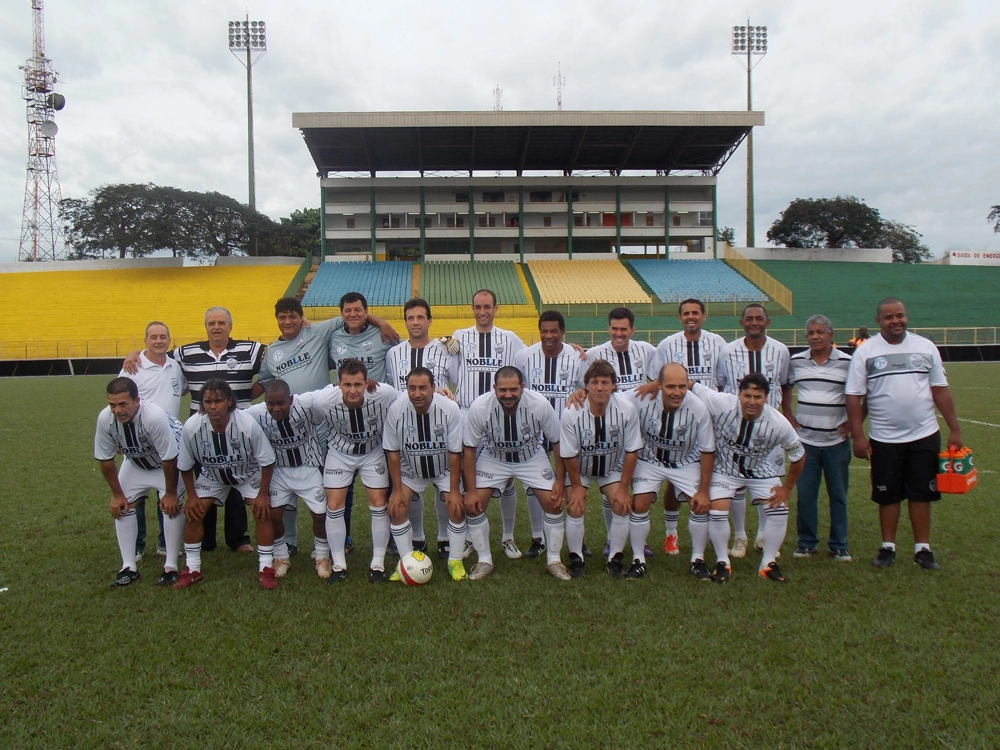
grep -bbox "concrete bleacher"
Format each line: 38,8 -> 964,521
628,258 -> 765,303
528,259 -> 649,305
420,260 -> 527,306
301,261 -> 413,307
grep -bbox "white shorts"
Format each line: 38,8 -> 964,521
324,449 -> 389,490
269,465 -> 326,513
632,460 -> 702,500
708,473 -> 786,505
474,453 -> 556,493
120,461 -> 186,506
400,472 -> 455,497
194,474 -> 262,504
571,470 -> 622,490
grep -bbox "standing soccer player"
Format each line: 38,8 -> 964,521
175,378 -> 278,589
94,378 -> 185,587
383,367 -> 467,581
560,361 -> 641,578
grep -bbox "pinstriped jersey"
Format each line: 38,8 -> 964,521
448,326 -> 526,409
559,392 -> 642,477
244,391 -> 326,469
94,401 -> 182,471
464,389 -> 561,464
178,409 -> 276,486
171,339 -> 264,414
311,383 -> 401,457
715,336 -> 790,409
691,383 -> 804,479
515,343 -> 586,415
383,394 -> 463,480
652,330 -> 729,385
385,339 -> 452,393
585,340 -> 657,393
629,390 -> 716,469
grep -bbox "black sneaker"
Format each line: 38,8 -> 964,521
624,559 -> 646,579
287,544 -> 299,557
793,546 -> 818,558
525,538 -> 546,559
568,552 -> 586,578
387,538 -> 399,558
689,558 -> 713,580
369,567 -> 386,583
582,544 -> 593,558
712,561 -> 731,584
111,568 -> 140,587
760,561 -> 787,583
872,546 -> 896,568
327,568 -> 348,584
437,541 -> 449,560
413,539 -> 429,554
914,548 -> 940,570
344,536 -> 354,554
156,569 -> 179,586
606,552 -> 625,579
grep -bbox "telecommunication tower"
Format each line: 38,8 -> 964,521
19,0 -> 67,262
493,84 -> 503,111
553,63 -> 565,110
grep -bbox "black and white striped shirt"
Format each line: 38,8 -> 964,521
652,330 -> 729,385
172,339 -> 265,414
516,342 -> 586,415
383,394 -> 464,480
560,392 -> 642,477
585,340 -> 657,393
385,339 -> 452,394
94,401 -> 181,471
630,390 -> 716,469
448,326 -> 526,409
715,336 -> 790,410
464,389 -> 561,464
788,348 -> 851,447
244,392 -> 326,469
178,409 -> 276,486
311,383 -> 401,457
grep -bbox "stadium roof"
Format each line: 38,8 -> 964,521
292,110 -> 762,176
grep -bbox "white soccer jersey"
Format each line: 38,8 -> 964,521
560,392 -> 642,478
516,342 -> 586,415
383,394 -> 464,480
652,330 -> 728,386
715,336 -> 790,410
691,383 -> 804,479
178,409 -> 276,486
464,389 -> 561,464
385,338 -> 452,393
630,390 -> 716,469
94,400 -> 182,471
311,383 -> 401,457
244,391 -> 326,470
585,340 -> 657,393
448,326 -> 526,409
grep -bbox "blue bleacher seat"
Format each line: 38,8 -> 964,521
628,259 -> 766,303
302,261 -> 413,307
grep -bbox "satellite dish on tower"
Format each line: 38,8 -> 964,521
39,120 -> 58,137
46,92 -> 66,110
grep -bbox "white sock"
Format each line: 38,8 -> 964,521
629,511 -> 650,564
708,510 -> 731,565
282,505 -> 298,548
273,535 -> 289,560
914,542 -> 930,554
313,536 -> 330,561
258,544 -> 273,572
466,513 -> 492,566
326,508 -> 347,570
184,542 -> 202,573
162,511 -> 185,572
602,496 -> 613,541
565,514 -> 585,557
435,490 -> 449,543
664,510 -> 679,537
114,509 -> 138,570
526,488 -> 545,539
689,511 -> 709,562
755,504 -> 767,545
731,490 -> 747,539
407,494 -> 425,543
760,506 -> 788,570
500,482 -> 516,541
391,521 -> 414,556
369,505 -> 390,571
609,513 -> 629,559
543,511 -> 565,565
881,541 -> 896,551
447,519 -> 468,562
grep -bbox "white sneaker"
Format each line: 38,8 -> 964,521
468,562 -> 494,580
547,561 -> 571,581
315,557 -> 332,579
754,534 -> 764,551
730,536 -> 749,559
502,539 -> 522,559
273,558 -> 291,578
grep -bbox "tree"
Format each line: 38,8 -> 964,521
989,205 -> 1000,234
879,220 -> 931,263
717,226 -> 736,246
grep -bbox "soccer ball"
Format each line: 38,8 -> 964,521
397,551 -> 433,585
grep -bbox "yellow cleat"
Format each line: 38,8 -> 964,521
447,559 -> 467,581
388,568 -> 401,582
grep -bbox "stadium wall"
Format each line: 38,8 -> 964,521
737,247 -> 892,263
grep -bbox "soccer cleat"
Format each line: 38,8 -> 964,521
259,566 -> 277,589
468,562 -> 494,580
287,544 -> 299,558
754,534 -> 764,551
644,545 -> 655,558
447,559 -> 467,581
525,538 -> 546,559
830,549 -> 853,562
463,540 -> 475,559
603,541 -> 611,557
437,541 -> 449,560
582,544 -> 593,558
172,567 -> 204,589
369,567 -> 386,583
156,546 -> 167,557
388,569 -> 401,582
547,561 -> 572,580
344,537 -> 354,554
327,567 -> 348,583
134,551 -> 143,565
606,552 -> 625,579
156,569 -> 179,586
624,559 -> 646,579
914,549 -> 940,570
711,561 -> 731,584
273,558 -> 291,578
872,546 -> 896,568
759,561 -> 787,583
662,534 -> 680,556
387,538 -> 400,558
793,546 -> 818,559
567,552 -> 586,578
689,558 -> 713,580
413,539 -> 429,554
502,539 -> 522,559
730,536 -> 749,559
111,567 -> 140,587
315,557 -> 332,579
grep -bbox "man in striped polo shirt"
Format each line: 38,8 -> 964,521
782,315 -> 853,561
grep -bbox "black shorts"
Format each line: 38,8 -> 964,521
869,432 -> 941,505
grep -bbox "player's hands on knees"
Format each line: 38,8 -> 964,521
249,494 -> 270,523
463,493 -> 483,516
550,480 -> 565,507
184,497 -> 207,522
388,489 -> 409,519
852,435 -> 872,460
766,486 -> 790,508
568,486 -> 587,517
690,489 -> 710,515
109,494 -> 129,519
443,491 -> 464,518
611,487 -> 631,517
159,492 -> 181,518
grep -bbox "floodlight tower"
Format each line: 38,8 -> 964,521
553,63 -> 565,111
493,84 -> 503,112
731,21 -> 767,248
19,0 -> 67,262
228,16 -> 266,213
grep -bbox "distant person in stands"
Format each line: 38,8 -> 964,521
849,326 -> 870,348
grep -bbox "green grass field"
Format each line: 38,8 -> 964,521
1,368 -> 998,748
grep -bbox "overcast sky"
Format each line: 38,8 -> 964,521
2,0 -> 998,263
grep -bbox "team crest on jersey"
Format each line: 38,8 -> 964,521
909,354 -> 928,369
674,352 -> 686,364
405,425 -> 417,438
558,369 -> 571,383
225,356 -> 238,370
171,378 -> 180,395
581,429 -> 594,444
433,425 -> 445,439
493,426 -> 505,442
495,344 -> 505,355
676,426 -> 688,439
336,419 -> 348,432
753,435 -> 766,448
532,368 -> 543,381
272,350 -> 285,362
765,362 -> 775,375
520,424 -> 532,440
362,341 -> 374,352
542,468 -> 554,480
367,416 -> 379,430
336,343 -> 348,355
609,425 -> 621,437
874,357 -> 888,370
466,343 -> 478,355
201,440 -> 213,455
646,418 -> 660,434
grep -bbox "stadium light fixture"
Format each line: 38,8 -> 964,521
731,20 -> 767,249
228,16 -> 266,226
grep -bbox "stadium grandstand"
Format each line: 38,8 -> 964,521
301,260 -> 412,307
529,259 -> 648,305
628,258 -> 765,304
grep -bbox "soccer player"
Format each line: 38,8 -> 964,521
715,303 -> 791,559
175,377 -> 278,589
94,377 -> 185,587
245,380 -> 331,579
448,289 -> 526,559
515,310 -> 587,559
559,360 -> 641,578
313,359 -> 401,583
382,367 -> 466,581
649,298 -> 727,555
845,298 -> 962,570
462,367 -> 563,580
781,315 -> 853,561
690,373 -> 805,583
